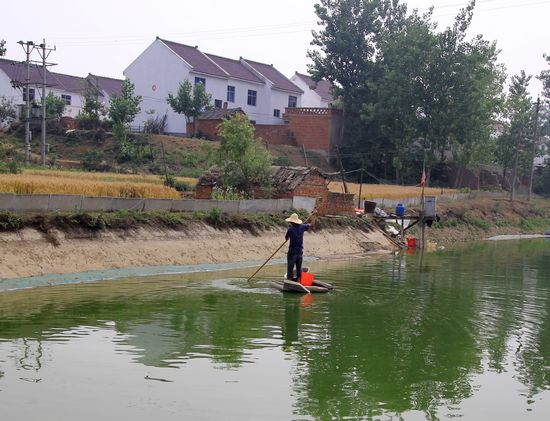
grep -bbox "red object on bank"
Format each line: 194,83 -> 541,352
407,238 -> 417,248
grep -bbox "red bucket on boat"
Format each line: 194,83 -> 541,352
300,272 -> 315,286
407,238 -> 417,248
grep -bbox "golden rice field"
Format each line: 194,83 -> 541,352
0,169 -> 197,199
328,181 -> 457,200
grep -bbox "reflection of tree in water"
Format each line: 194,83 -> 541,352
513,244 -> 550,399
290,261 -> 480,420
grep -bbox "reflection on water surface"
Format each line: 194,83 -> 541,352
1,239 -> 550,420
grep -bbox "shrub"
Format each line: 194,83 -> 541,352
207,207 -> 222,226
273,156 -> 292,166
0,211 -> 23,231
143,114 -> 167,134
0,161 -> 21,174
81,150 -> 107,171
211,186 -> 245,200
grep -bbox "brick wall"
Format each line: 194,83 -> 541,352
195,185 -> 213,199
187,120 -> 220,140
283,108 -> 342,153
254,125 -> 295,146
324,192 -> 356,216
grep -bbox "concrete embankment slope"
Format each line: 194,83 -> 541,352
0,223 -> 395,281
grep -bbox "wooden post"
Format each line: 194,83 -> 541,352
357,165 -> 363,208
302,144 -> 309,167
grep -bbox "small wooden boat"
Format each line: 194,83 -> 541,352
271,279 -> 334,294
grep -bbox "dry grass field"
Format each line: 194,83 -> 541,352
0,169 -> 197,199
0,168 -> 458,201
328,181 -> 457,200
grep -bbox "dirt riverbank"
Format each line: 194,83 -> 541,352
0,222 -> 395,279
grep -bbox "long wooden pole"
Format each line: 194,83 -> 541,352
246,239 -> 288,283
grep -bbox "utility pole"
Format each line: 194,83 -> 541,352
18,40 -> 34,165
36,39 -> 56,166
528,98 -> 541,202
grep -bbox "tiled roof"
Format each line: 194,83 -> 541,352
156,38 -> 301,93
205,54 -> 263,84
271,166 -> 325,191
88,74 -> 123,97
198,107 -> 244,120
295,72 -> 333,102
244,59 -> 303,94
0,57 -> 47,86
49,72 -> 87,94
0,57 -> 87,94
159,38 -> 228,78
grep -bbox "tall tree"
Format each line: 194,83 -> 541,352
0,39 -> 6,56
108,78 -> 141,144
496,71 -> 533,200
167,80 -> 212,137
308,0 -> 503,187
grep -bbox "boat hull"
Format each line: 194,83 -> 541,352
271,279 -> 333,294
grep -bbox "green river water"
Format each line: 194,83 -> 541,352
1,238 -> 550,420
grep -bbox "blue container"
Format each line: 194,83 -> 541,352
395,203 -> 406,218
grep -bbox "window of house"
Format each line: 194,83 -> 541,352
273,109 -> 280,118
247,90 -> 257,106
214,99 -> 223,109
61,94 -> 72,105
194,77 -> 206,86
227,86 -> 235,103
23,87 -> 35,102
288,95 -> 297,108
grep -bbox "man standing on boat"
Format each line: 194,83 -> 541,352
285,210 -> 317,282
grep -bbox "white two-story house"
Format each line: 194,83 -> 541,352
0,57 -> 87,118
124,37 -> 304,134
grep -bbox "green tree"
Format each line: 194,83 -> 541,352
539,54 -> 550,101
167,79 -> 212,137
216,113 -> 272,197
0,96 -> 16,126
0,39 -> 6,56
308,0 -> 503,187
496,71 -> 533,200
45,92 -> 66,119
108,78 -> 141,143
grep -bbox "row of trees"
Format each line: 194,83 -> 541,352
308,0 -> 549,192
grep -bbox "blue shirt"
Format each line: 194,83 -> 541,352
285,223 -> 310,250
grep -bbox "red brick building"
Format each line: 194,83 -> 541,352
195,166 -> 354,216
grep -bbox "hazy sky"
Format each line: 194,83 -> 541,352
2,0 -> 548,97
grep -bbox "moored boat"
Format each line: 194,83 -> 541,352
271,279 -> 334,294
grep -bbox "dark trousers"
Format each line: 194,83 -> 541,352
287,248 -> 303,280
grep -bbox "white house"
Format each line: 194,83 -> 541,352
124,37 -> 304,134
0,57 -> 87,118
290,72 -> 334,108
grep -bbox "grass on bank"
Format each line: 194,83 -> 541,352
0,208 -> 371,240
0,169 -> 197,198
